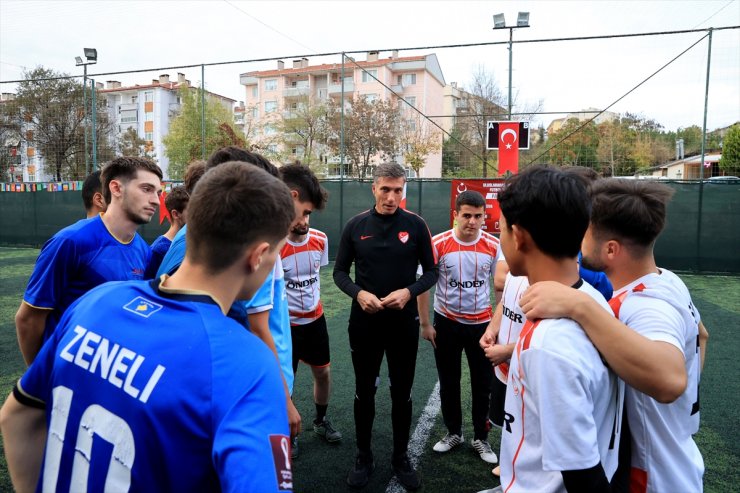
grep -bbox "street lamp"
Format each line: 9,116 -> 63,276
76,48 -> 97,175
492,12 -> 530,119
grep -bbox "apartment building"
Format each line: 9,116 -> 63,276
547,107 -> 618,136
100,73 -> 235,180
239,52 -> 446,178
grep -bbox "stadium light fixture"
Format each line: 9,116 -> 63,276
492,13 -> 531,119
83,48 -> 98,63
75,48 -> 97,175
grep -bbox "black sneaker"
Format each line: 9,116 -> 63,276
347,451 -> 375,488
392,455 -> 421,491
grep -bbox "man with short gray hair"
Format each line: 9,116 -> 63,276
334,162 -> 438,490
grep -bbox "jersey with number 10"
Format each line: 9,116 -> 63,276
431,229 -> 500,324
280,229 -> 329,326
609,268 -> 703,492
18,279 -> 291,493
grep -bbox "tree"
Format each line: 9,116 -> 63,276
118,127 -> 156,160
163,85 -> 245,180
276,95 -> 330,168
399,113 -> 442,176
719,124 -> 740,175
326,96 -> 399,179
1,67 -> 115,180
442,125 -> 478,177
547,118 -> 600,167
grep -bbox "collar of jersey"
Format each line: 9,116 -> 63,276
150,275 -> 224,311
371,206 -> 401,218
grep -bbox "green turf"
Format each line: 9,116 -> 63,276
0,248 -> 737,492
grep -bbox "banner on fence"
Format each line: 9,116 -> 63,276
450,179 -> 506,234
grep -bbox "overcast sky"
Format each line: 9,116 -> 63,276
1,0 -> 738,132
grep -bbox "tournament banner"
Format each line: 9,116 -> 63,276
450,179 -> 506,234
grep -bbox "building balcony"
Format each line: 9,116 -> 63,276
283,87 -> 310,98
328,81 -> 354,95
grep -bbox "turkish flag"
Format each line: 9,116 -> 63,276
158,190 -> 170,225
498,122 -> 520,176
399,182 -> 407,210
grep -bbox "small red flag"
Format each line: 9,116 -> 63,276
158,190 -> 170,225
498,122 -> 520,176
399,182 -> 407,210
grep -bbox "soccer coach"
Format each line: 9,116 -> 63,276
333,162 -> 437,490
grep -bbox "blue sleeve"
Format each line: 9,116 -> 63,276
156,228 -> 187,277
242,270 -> 275,313
212,339 -> 291,492
145,236 -> 171,279
578,253 -> 613,300
24,234 -> 79,309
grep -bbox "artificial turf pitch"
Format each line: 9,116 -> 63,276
0,247 -> 737,492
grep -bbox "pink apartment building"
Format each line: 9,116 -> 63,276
239,51 -> 446,178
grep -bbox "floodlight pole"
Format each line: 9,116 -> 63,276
83,64 -> 88,175
493,14 -> 530,119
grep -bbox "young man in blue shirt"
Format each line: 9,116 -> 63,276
1,162 -> 296,492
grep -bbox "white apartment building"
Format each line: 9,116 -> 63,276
239,52 -> 446,178
100,73 -> 235,180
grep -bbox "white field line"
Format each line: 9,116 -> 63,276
385,380 -> 441,493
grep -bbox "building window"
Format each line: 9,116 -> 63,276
144,91 -> 153,102
264,125 -> 277,136
120,110 -> 137,123
267,144 -> 278,154
131,95 -> 138,104
364,94 -> 379,103
399,73 -> 416,85
265,79 -> 277,91
145,132 -> 153,141
362,69 -> 378,83
265,101 -> 278,113
251,107 -> 259,118
145,111 -> 153,121
251,86 -> 258,97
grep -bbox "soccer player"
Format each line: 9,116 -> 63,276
280,206 -> 342,453
81,169 -> 107,218
493,166 -> 623,493
15,156 -> 162,365
334,162 -> 437,490
0,162 -> 296,492
145,185 -> 189,279
519,178 -> 705,492
418,190 -> 499,464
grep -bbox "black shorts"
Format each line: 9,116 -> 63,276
291,314 -> 330,370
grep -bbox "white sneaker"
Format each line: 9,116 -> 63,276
476,487 -> 503,493
432,433 -> 464,452
471,439 -> 498,464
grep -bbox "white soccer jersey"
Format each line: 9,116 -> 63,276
432,229 -> 500,324
280,229 -> 329,326
609,268 -> 704,493
494,272 -> 529,383
499,281 -> 624,493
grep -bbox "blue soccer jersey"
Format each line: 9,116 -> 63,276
23,215 -> 151,341
17,279 -> 292,493
144,234 -> 173,279
156,225 -> 187,277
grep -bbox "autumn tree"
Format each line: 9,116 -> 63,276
398,113 -> 442,176
719,123 -> 740,175
276,95 -> 330,168
1,67 -> 115,180
547,118 -> 600,168
163,85 -> 245,180
118,127 -> 156,160
326,96 -> 399,179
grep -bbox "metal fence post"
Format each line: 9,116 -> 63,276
201,64 -> 206,160
696,28 -> 713,272
91,79 -> 97,171
339,53 -> 345,233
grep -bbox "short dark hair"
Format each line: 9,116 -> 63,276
279,163 -> 328,210
186,162 -> 294,273
498,166 -> 590,259
206,146 -> 278,177
184,160 -> 207,195
589,179 -> 675,253
100,157 -> 163,203
562,166 -> 602,191
164,186 -> 189,215
455,190 -> 485,211
81,170 -> 103,211
373,162 -> 406,183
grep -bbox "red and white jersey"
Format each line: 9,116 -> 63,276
609,268 -> 703,492
280,229 -> 329,326
494,272 -> 529,383
500,281 -> 623,493
431,229 -> 500,324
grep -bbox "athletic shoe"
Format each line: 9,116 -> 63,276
432,432 -> 464,453
392,455 -> 421,491
313,417 -> 342,442
291,436 -> 298,459
347,451 -> 375,488
471,439 -> 498,464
